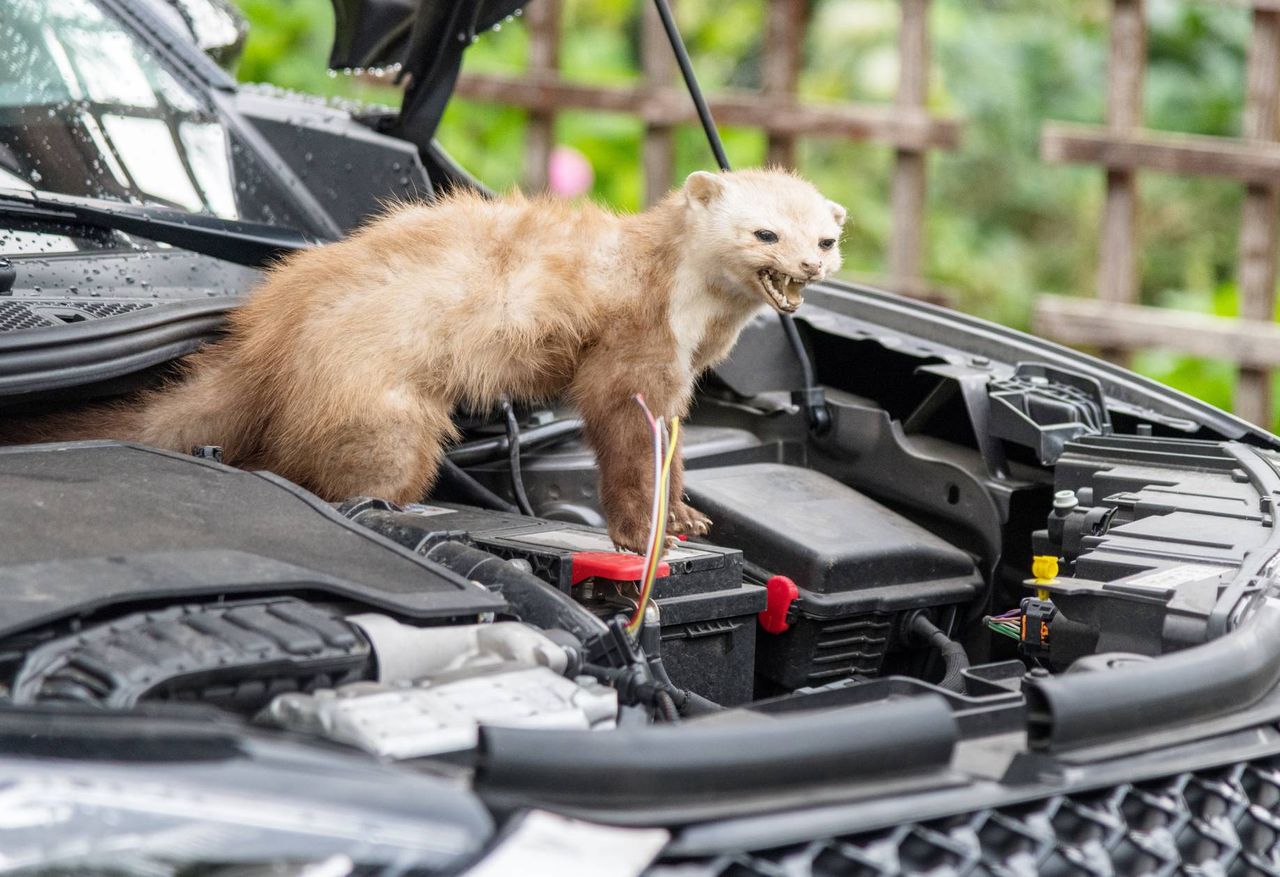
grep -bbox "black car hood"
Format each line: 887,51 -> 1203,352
0,442 -> 503,641
329,0 -> 526,70
328,0 -> 527,144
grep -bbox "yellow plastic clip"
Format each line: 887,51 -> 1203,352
1031,554 -> 1058,600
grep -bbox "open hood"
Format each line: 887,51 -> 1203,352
328,0 -> 528,145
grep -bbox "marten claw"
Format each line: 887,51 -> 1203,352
669,502 -> 712,538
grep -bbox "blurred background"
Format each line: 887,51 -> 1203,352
231,0 -> 1275,428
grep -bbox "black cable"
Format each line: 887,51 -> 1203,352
909,613 -> 969,693
501,398 -> 536,516
650,0 -> 828,434
447,418 -> 583,466
433,458 -> 518,513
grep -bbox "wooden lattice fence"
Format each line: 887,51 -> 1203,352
446,0 -> 961,301
1036,0 -> 1280,426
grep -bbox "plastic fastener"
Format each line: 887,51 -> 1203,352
570,551 -> 669,585
759,575 -> 799,634
1031,554 -> 1059,600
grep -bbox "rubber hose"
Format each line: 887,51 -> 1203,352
478,695 -> 958,807
678,689 -> 723,717
910,613 -> 969,693
655,689 -> 679,723
422,540 -> 608,647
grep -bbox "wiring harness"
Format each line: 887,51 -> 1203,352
627,394 -> 680,637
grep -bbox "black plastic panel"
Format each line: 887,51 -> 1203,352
0,442 -> 503,639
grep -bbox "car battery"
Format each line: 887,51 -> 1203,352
684,464 -> 985,692
342,500 -> 764,705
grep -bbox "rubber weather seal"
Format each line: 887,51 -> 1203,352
476,695 -> 956,812
0,298 -> 234,396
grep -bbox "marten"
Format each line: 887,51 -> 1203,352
4,169 -> 846,552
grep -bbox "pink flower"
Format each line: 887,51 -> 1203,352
547,145 -> 594,197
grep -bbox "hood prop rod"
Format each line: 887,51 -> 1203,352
650,0 -> 830,434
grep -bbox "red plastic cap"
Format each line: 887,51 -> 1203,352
759,575 -> 799,634
571,551 -> 670,585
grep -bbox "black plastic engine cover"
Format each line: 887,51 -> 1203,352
0,442 -> 503,640
684,463 -> 983,614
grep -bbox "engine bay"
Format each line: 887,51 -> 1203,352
4,299 -> 1279,801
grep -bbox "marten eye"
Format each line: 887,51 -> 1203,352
754,229 -> 779,244
819,238 -> 836,250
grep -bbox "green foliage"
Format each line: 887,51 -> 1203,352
229,0 -> 1279,428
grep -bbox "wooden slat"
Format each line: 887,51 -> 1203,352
763,0 -> 807,168
641,0 -> 676,206
889,0 -> 930,290
1034,297 -> 1280,369
1096,0 -> 1144,370
522,0 -> 561,192
1236,8 -> 1280,425
453,72 -> 963,150
1042,122 -> 1280,184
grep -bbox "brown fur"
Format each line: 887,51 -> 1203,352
4,169 -> 845,551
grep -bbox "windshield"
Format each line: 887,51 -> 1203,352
0,0 -> 303,257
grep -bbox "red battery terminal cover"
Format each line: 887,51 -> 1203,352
759,575 -> 799,634
570,551 -> 670,585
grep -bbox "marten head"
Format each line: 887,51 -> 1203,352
682,169 -> 846,314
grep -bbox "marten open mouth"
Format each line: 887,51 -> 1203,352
756,268 -> 807,313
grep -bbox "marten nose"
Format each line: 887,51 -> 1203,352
799,260 -> 820,278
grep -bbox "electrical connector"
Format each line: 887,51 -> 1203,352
1019,597 -> 1057,660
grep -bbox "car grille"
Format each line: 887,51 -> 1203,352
650,755 -> 1280,876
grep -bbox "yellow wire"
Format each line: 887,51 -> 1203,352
628,416 -> 680,635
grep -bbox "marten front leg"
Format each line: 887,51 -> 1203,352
572,355 -> 703,553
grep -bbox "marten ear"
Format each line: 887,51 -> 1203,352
828,200 -> 848,226
684,171 -> 724,207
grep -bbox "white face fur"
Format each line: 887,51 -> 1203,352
683,170 -> 847,313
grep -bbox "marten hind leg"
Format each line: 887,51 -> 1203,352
273,389 -> 458,505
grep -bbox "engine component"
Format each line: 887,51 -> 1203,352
987,363 -> 1112,465
343,502 -> 764,706
1030,434 -> 1274,658
11,598 -> 370,711
682,463 -> 983,690
265,666 -> 617,759
347,615 -> 570,681
455,423 -> 774,524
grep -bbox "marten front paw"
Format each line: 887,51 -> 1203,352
669,502 -> 712,537
609,514 -> 656,555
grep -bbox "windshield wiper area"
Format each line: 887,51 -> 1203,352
0,189 -> 320,267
